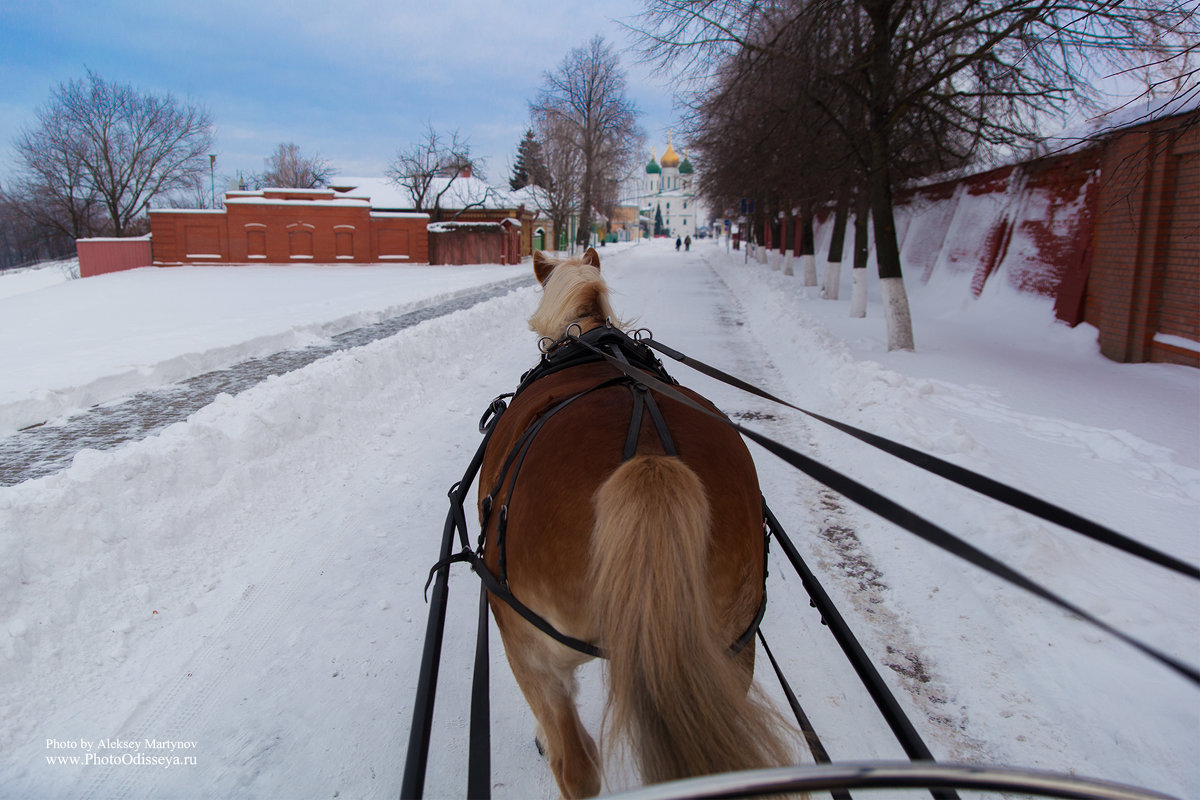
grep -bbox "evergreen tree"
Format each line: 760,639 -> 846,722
509,129 -> 545,191
654,203 -> 664,236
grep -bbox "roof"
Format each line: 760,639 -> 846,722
334,176 -> 534,212
661,134 -> 680,168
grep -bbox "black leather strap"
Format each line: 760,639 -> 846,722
572,333 -> 1200,687
644,338 -> 1199,582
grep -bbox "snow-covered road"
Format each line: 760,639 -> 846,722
2,241 -> 1196,799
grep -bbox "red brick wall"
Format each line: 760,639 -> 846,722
1151,149 -> 1199,366
76,237 -> 153,277
1086,116 -> 1199,367
369,214 -> 429,264
149,210 -> 229,264
149,190 -> 430,266
883,109 -> 1197,367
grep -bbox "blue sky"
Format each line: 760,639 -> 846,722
0,0 -> 685,191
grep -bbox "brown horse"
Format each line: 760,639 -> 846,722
479,248 -> 794,797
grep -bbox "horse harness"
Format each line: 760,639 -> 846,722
430,324 -> 769,660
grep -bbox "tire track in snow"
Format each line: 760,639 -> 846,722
700,254 -> 986,761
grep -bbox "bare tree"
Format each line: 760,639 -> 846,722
0,182 -> 79,269
9,93 -> 105,240
528,108 -> 584,250
532,35 -> 644,248
386,124 -> 480,221
11,70 -> 214,238
257,142 -> 336,188
638,0 -> 1196,350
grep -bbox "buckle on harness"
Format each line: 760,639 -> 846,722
479,394 -> 511,433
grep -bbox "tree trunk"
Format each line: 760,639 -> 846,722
864,0 -> 914,350
867,158 -> 913,349
577,176 -> 593,249
823,187 -> 850,300
850,189 -> 869,319
757,213 -> 769,265
784,212 -> 795,276
800,200 -> 817,287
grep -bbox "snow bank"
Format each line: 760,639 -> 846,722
0,262 -> 526,433
0,259 -> 79,300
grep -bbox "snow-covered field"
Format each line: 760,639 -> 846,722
1,240 -> 1196,799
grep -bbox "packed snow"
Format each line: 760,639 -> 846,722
0,239 -> 1196,799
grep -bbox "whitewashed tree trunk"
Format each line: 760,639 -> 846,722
881,276 -> 915,350
801,254 -> 817,286
783,252 -> 795,275
769,249 -> 780,270
823,260 -> 841,299
758,245 -> 768,266
850,267 -> 868,318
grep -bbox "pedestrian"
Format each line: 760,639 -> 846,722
684,235 -> 691,251
675,236 -> 682,251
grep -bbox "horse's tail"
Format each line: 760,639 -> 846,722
590,455 -> 793,785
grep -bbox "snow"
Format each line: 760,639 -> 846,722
0,258 -> 79,301
1156,332 -> 1200,354
0,262 -> 526,434
1,240 -> 1196,799
340,176 -> 535,213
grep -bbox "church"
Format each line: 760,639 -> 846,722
637,134 -> 707,239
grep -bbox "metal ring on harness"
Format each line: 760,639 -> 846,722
631,327 -> 653,343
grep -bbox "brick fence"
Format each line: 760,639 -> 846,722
76,237 -> 153,278
147,189 -> 429,266
803,106 -> 1198,367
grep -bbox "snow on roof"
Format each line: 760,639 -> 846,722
223,197 -> 371,208
227,187 -> 337,197
337,175 -> 536,212
427,221 -> 502,232
508,184 -> 550,210
332,177 -> 409,208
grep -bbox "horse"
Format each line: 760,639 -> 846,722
478,247 -> 794,798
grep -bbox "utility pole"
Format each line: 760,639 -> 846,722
209,154 -> 217,208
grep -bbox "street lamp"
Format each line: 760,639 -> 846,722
208,154 -> 217,208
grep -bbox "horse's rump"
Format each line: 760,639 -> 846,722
478,360 -> 766,650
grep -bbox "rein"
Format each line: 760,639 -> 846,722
424,324 -> 767,661
403,321 -> 1198,800
566,330 -> 1200,688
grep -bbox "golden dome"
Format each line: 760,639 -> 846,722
660,132 -> 680,169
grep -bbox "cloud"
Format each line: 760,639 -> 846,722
0,0 -> 679,186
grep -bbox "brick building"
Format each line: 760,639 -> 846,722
149,188 -> 429,265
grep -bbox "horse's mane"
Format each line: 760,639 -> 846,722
528,259 -> 622,339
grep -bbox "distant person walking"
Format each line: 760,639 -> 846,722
684,235 -> 691,251
675,236 -> 682,251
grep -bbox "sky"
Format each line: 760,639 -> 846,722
0,0 -> 684,192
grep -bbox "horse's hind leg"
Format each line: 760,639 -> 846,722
496,614 -> 600,798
